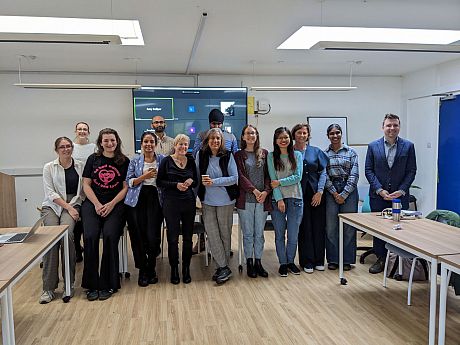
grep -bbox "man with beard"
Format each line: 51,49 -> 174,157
151,115 -> 174,156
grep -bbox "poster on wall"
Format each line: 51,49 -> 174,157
307,116 -> 348,151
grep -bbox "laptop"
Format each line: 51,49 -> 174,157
0,216 -> 46,244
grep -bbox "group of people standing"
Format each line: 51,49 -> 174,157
38,109 -> 416,303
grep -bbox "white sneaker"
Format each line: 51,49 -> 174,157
39,290 -> 55,304
303,267 -> 314,274
314,265 -> 325,271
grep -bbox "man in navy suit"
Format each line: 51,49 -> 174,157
365,113 -> 417,274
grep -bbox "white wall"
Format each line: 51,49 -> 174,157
0,72 -> 402,225
403,58 -> 460,215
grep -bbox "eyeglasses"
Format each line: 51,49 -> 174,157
58,145 -> 72,150
152,121 -> 165,125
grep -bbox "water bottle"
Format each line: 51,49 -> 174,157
392,198 -> 402,222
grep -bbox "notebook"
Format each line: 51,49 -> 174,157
0,216 -> 46,244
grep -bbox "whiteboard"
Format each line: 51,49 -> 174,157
307,116 -> 348,151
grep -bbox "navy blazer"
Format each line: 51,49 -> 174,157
365,137 -> 416,208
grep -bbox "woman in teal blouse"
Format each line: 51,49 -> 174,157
267,127 -> 303,277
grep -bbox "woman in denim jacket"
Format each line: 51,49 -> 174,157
124,131 -> 164,287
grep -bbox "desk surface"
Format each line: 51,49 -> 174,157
0,225 -> 68,283
339,213 -> 460,258
439,254 -> 460,270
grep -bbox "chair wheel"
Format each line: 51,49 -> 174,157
40,262 -> 43,268
394,274 -> 403,281
62,296 -> 71,303
125,272 -> 130,279
340,278 -> 348,285
238,265 -> 243,273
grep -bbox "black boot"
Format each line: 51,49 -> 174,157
247,258 -> 257,278
182,266 -> 191,284
255,259 -> 268,278
138,270 -> 149,287
170,265 -> 180,285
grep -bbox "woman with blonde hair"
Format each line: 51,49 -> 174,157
157,134 -> 198,284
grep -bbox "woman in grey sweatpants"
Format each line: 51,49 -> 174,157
196,128 -> 238,285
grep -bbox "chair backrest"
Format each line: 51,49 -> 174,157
361,194 -> 371,213
425,210 -> 460,227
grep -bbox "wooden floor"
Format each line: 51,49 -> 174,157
2,231 -> 460,345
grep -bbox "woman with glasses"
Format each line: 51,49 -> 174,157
235,125 -> 271,278
81,128 -> 129,301
72,121 -> 96,262
124,131 -> 164,287
267,127 -> 303,277
324,124 -> 359,271
39,137 -> 84,304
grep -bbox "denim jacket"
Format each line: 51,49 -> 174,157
124,153 -> 164,207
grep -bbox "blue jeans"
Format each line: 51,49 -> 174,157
325,180 -> 358,265
237,202 -> 268,260
270,198 -> 303,265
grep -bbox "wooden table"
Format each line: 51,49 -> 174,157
438,254 -> 460,345
338,213 -> 460,345
0,225 -> 69,345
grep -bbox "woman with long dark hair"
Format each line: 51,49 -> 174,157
197,128 -> 238,285
267,127 -> 303,277
81,128 -> 129,301
124,131 -> 164,287
39,136 -> 84,303
292,123 -> 329,273
235,125 -> 271,278
324,124 -> 359,271
157,134 -> 198,285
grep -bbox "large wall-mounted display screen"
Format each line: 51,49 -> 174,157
132,87 -> 247,153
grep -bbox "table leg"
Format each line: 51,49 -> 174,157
339,218 -> 346,285
6,285 -> 15,345
1,289 -> 11,345
63,231 -> 71,299
238,220 -> 243,273
438,263 -> 448,345
428,258 -> 437,345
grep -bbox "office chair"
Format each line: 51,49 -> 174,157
358,194 -> 374,264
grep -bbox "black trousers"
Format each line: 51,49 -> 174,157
298,183 -> 326,268
128,186 -> 162,274
81,199 -> 125,291
162,197 -> 196,267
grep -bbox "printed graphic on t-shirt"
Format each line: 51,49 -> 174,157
93,164 -> 121,189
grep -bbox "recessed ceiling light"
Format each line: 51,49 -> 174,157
278,26 -> 460,52
0,16 -> 144,45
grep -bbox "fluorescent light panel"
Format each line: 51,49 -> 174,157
250,86 -> 356,91
0,16 -> 144,45
278,26 -> 460,50
14,83 -> 141,89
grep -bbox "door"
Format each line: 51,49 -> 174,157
437,96 -> 460,214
